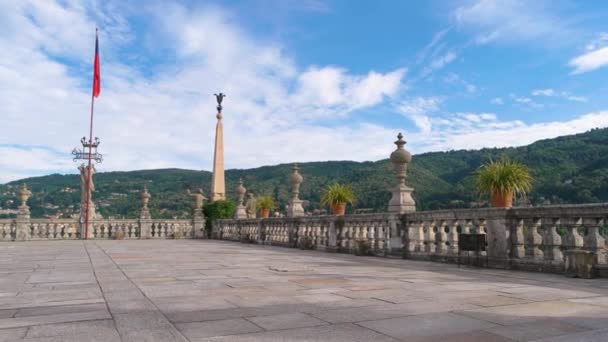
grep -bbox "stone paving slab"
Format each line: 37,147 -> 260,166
0,240 -> 608,341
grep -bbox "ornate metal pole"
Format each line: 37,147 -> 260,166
72,137 -> 102,239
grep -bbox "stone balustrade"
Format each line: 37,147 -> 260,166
213,203 -> 608,277
0,217 -> 199,241
214,213 -> 395,255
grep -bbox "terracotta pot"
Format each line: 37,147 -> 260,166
491,190 -> 513,208
332,203 -> 346,216
260,208 -> 270,218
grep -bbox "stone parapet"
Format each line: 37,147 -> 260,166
214,203 -> 608,277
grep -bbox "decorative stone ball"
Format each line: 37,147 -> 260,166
390,147 -> 411,164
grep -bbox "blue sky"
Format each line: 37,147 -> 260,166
1,0 -> 608,183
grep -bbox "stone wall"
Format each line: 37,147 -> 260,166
213,203 -> 608,278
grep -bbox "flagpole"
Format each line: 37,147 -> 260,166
84,28 -> 98,240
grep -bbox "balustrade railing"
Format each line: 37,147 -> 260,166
0,219 -> 15,241
213,203 -> 608,277
0,217 -> 197,241
214,214 -> 394,255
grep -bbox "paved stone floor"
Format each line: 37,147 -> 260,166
1,241 -> 608,342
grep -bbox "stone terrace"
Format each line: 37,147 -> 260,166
1,240 -> 608,341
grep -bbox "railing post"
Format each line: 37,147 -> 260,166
388,214 -> 402,255
15,184 -> 32,241
485,210 -> 509,266
327,218 -> 338,252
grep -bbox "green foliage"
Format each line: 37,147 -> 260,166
203,200 -> 236,222
1,128 -> 608,217
320,183 -> 356,206
474,158 -> 533,197
256,196 -> 275,210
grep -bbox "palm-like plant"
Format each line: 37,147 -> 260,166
474,158 -> 532,207
321,183 -> 356,215
256,196 -> 275,218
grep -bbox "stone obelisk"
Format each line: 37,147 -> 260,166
210,93 -> 226,201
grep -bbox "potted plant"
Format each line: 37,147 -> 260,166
474,158 -> 532,208
256,196 -> 275,218
321,183 -> 356,216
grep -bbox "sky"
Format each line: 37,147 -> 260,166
1,0 -> 608,183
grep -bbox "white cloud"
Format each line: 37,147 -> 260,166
444,73 -> 477,93
1,0 -> 607,185
397,97 -> 442,134
453,0 -> 573,45
531,89 -> 588,102
0,0 -> 408,183
569,47 -> 608,74
531,88 -> 555,96
585,32 -> 608,51
491,97 -> 504,105
420,51 -> 457,77
409,111 -> 608,152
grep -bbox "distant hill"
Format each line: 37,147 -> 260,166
1,128 -> 607,219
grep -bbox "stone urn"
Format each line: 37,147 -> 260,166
18,183 -> 32,208
140,186 -> 151,209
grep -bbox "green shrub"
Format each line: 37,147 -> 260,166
203,200 -> 236,234
320,183 -> 356,206
256,196 -> 275,210
474,158 -> 532,197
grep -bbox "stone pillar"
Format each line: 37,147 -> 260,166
210,93 -> 226,201
388,133 -> 416,213
15,183 -> 31,241
234,178 -> 247,219
485,212 -> 509,266
188,189 -> 207,238
139,186 -> 152,239
287,164 -> 305,218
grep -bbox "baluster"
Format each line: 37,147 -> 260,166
544,218 -> 563,263
31,223 -> 38,239
566,217 -> 584,250
462,219 -> 471,234
424,221 -> 436,255
47,223 -> 56,239
447,220 -> 459,255
369,223 -> 376,252
583,218 -> 606,265
511,219 -> 526,259
435,221 -> 447,255
526,218 -> 544,260
160,223 -> 166,238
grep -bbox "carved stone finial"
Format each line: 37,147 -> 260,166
388,133 -> 416,213
140,185 -> 151,209
234,178 -> 248,219
18,183 -> 31,208
287,164 -> 305,217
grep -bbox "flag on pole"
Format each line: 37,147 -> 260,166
92,30 -> 100,97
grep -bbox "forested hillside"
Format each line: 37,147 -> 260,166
1,128 -> 607,218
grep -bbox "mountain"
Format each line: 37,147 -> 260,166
1,128 -> 607,219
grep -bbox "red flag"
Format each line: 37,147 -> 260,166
92,30 -> 100,98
